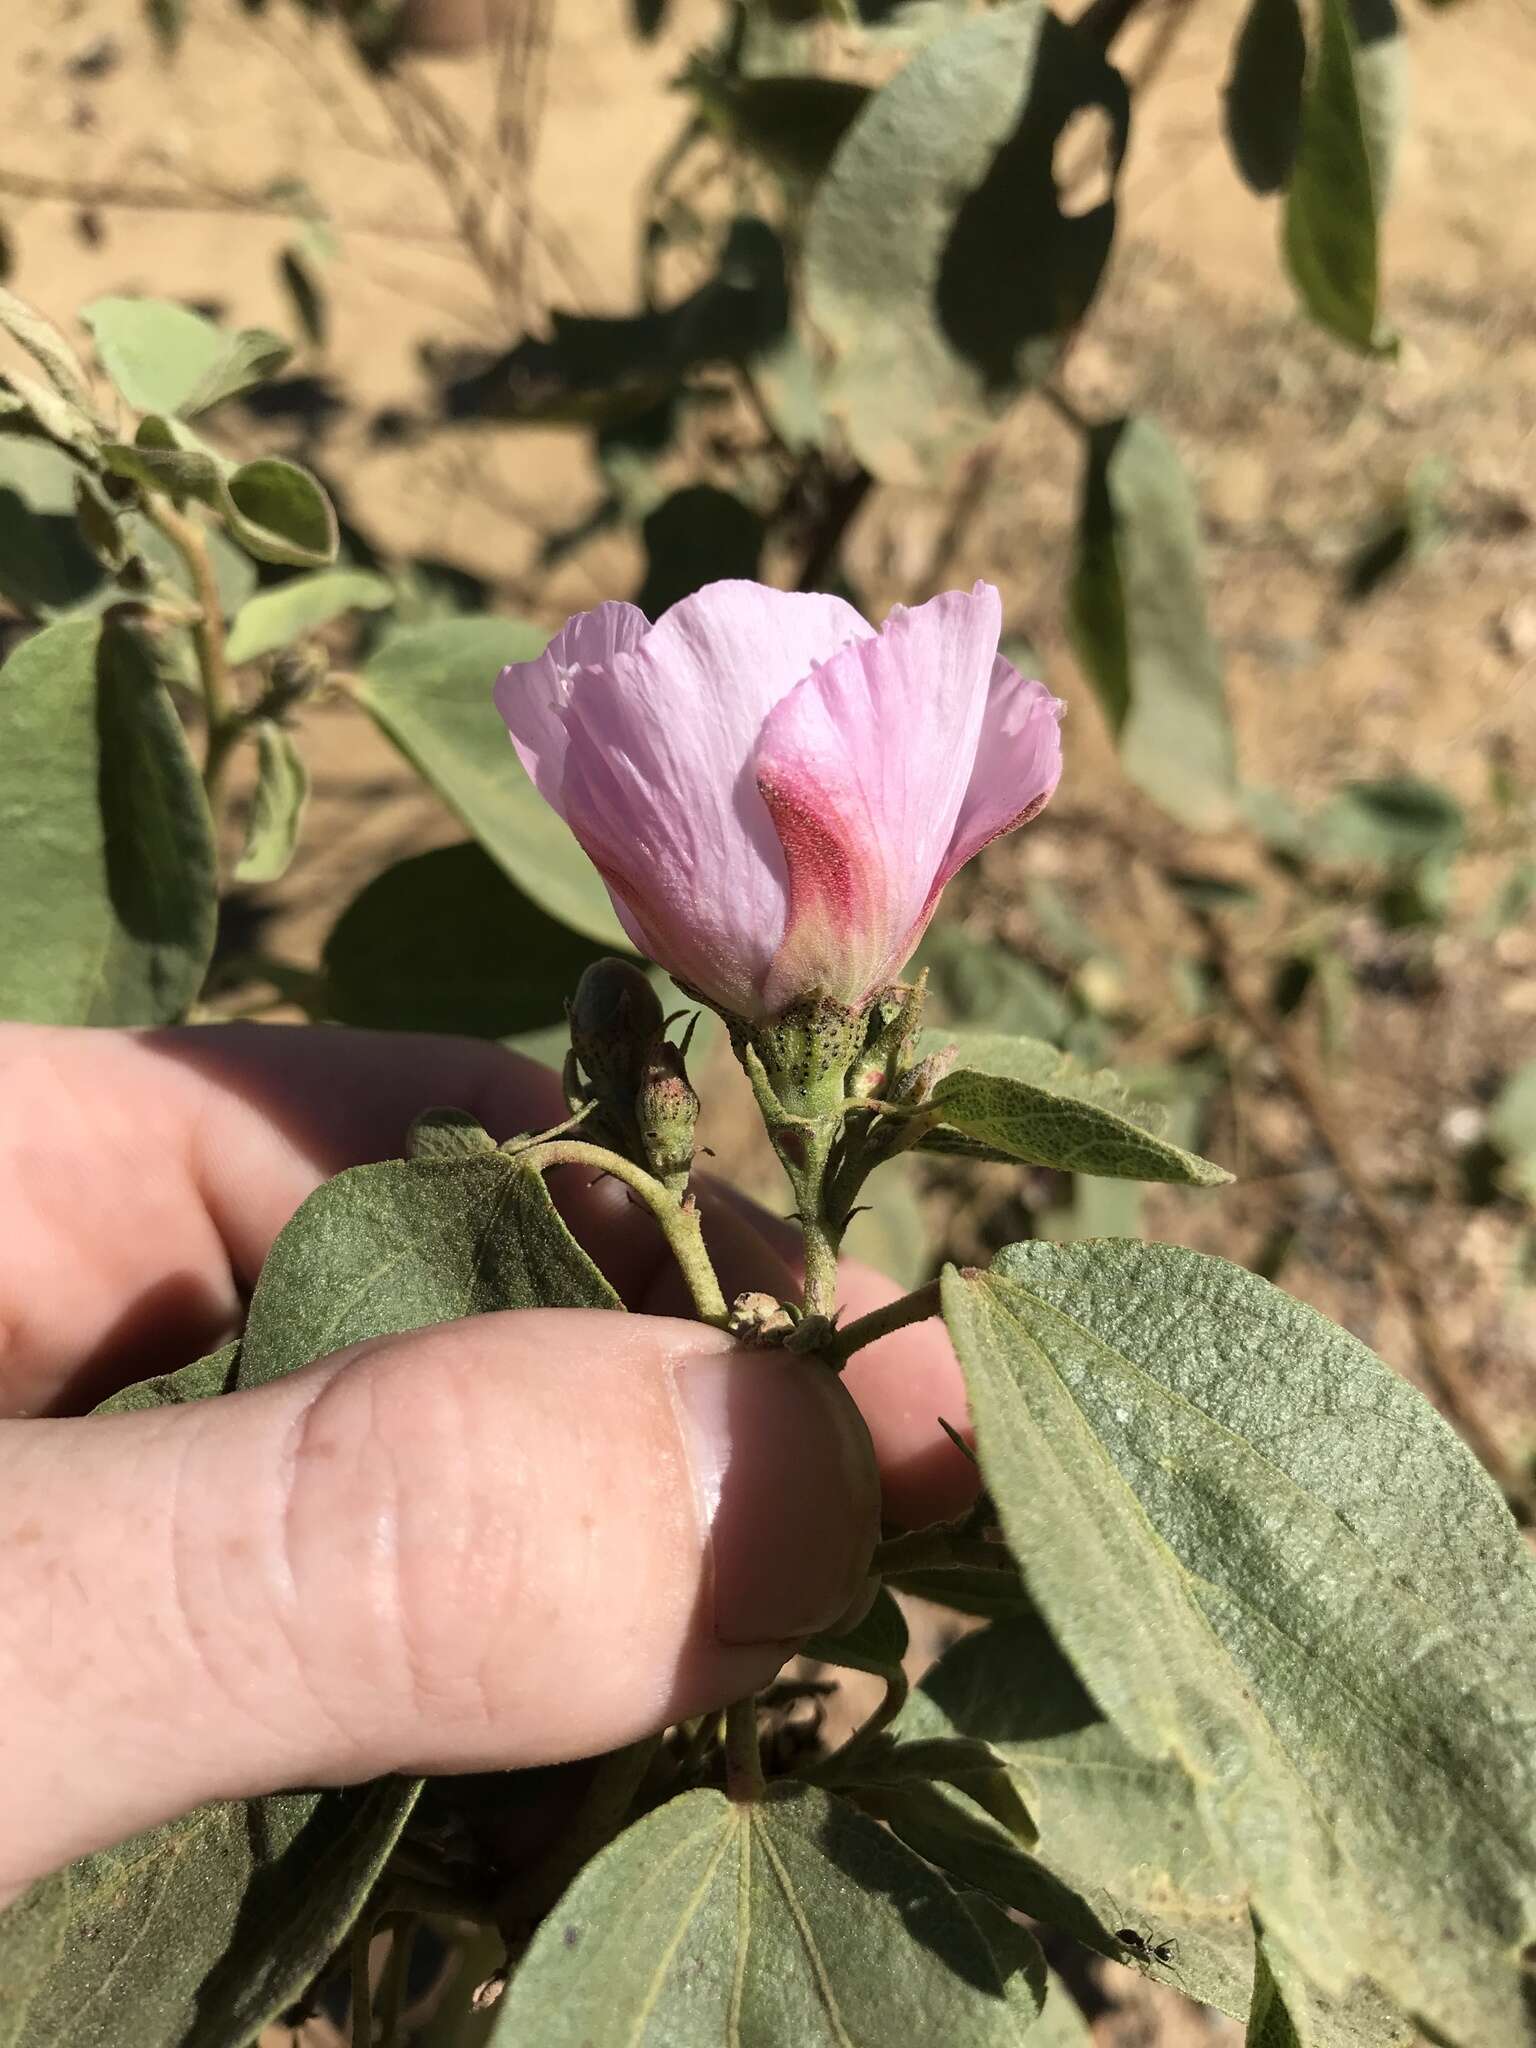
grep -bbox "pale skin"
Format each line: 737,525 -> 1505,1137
0,1025 -> 976,1907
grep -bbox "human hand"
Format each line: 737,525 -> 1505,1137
0,1024 -> 973,1905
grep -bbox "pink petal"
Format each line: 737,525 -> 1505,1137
493,600 -> 648,814
559,581 -> 873,1015
754,584 -> 1003,1010
937,654 -> 1064,890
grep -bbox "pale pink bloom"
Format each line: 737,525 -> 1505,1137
494,579 -> 1063,1022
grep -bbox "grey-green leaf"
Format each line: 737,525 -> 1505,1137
223,456 -> 337,567
487,1784 -> 1041,2045
1282,0 -> 1396,352
899,1611 -> 1254,2013
941,1240 -> 1536,2045
353,619 -> 625,947
238,1154 -> 621,1390
0,618 -> 217,1024
235,720 -> 309,885
80,297 -> 290,419
93,1342 -> 242,1416
226,567 -> 393,665
921,1029 -> 1230,1185
0,286 -> 101,423
321,841 -> 618,1041
408,1106 -> 500,1162
1224,0 -> 1306,193
1247,1918 -> 1416,2048
803,1583 -> 909,1675
0,1780 -> 417,2048
1067,415 -> 1239,831
804,1 -> 1128,483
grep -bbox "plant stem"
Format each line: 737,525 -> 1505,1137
724,1695 -> 766,1802
375,1916 -> 416,2048
809,1666 -> 909,1785
511,1138 -> 729,1326
824,1279 -> 943,1364
142,493 -> 242,810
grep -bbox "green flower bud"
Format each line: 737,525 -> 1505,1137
569,958 -> 666,1094
636,1039 -> 700,1193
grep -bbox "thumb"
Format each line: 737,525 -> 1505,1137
0,1312 -> 878,1900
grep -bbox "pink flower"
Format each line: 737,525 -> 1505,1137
494,580 -> 1063,1022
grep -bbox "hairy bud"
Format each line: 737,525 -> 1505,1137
636,1039 -> 700,1192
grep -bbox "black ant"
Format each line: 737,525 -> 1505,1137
1112,1924 -> 1180,1972
1097,1895 -> 1182,1979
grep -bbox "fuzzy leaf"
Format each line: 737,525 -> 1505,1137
237,1153 -> 621,1391
919,1029 -> 1230,1185
941,1240 -> 1536,2045
353,619 -> 627,948
1067,415 -> 1239,831
0,618 -> 216,1024
487,1784 -> 1043,2045
226,567 -> 392,665
235,720 -> 309,885
804,1 -> 1128,483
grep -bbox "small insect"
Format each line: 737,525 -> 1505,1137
1112,1924 -> 1181,1972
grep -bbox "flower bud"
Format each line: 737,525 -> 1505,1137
569,958 -> 665,1095
635,1038 -> 700,1193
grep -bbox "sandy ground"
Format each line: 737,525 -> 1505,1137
2,0 -> 1533,2040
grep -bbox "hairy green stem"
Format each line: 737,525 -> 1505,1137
824,1279 -> 943,1363
809,1665 -> 909,1786
724,1695 -> 766,1802
512,1139 -> 729,1326
142,493 -> 242,812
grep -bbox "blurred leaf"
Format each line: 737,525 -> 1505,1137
353,618 -> 627,948
0,618 -> 215,1024
1488,1062 -> 1536,1205
1032,1969 -> 1094,2047
93,1343 -> 241,1416
441,217 -> 787,426
897,1612 -> 1254,2013
1313,775 -> 1463,865
0,438 -> 110,615
1068,415 -> 1239,831
103,427 -> 338,568
1037,1170 -> 1142,1241
226,567 -> 393,664
634,484 -> 764,618
845,1155 -> 930,1290
0,363 -> 103,461
941,1241 -> 1536,2045
1248,1920 -> 1417,2047
0,285 -> 102,423
0,1780 -> 416,2048
630,0 -> 669,35
803,1584 -> 908,1676
82,296 -> 226,415
237,1153 -> 620,1392
1282,0 -> 1400,352
234,720 -> 309,885
145,0 -> 188,52
1224,0 -> 1305,192
913,920 -> 1071,1042
691,67 -> 871,194
279,244 -> 328,350
485,1784 -> 1039,2046
82,296 -> 292,417
0,216 -> 14,284
919,1029 -> 1231,1185
322,841 -> 618,1040
805,2 -> 1128,483
1341,457 -> 1446,600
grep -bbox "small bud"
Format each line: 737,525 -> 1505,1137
636,1038 -> 700,1192
889,1042 -> 957,1108
569,958 -> 666,1094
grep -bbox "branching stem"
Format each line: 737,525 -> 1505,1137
824,1280 -> 943,1363
142,494 -> 243,814
512,1139 -> 729,1326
